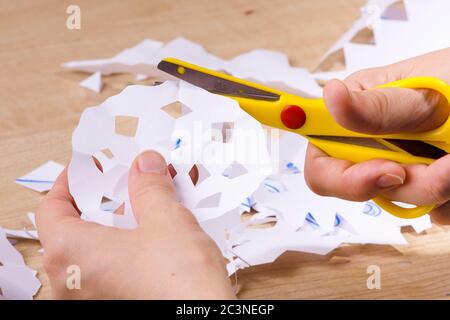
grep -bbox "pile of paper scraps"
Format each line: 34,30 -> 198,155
3,0 -> 450,299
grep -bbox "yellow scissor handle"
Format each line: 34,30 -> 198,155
306,136 -> 436,219
235,76 -> 450,219
372,197 -> 434,219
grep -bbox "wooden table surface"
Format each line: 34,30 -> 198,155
1,0 -> 450,300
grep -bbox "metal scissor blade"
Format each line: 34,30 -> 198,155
157,59 -> 280,101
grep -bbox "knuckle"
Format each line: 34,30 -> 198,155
367,91 -> 389,134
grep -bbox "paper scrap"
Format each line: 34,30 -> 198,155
223,50 -> 322,97
0,228 -> 41,299
63,38 -> 223,80
15,161 -> 64,193
3,213 -> 39,241
315,0 -> 450,80
64,37 -> 322,98
80,71 -> 103,93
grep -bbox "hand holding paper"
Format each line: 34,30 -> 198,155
36,153 -> 235,299
305,48 -> 450,224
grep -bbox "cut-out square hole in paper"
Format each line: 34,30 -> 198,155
91,156 -> 103,172
211,122 -> 234,143
101,148 -> 114,159
100,197 -> 124,214
113,202 -> 125,215
101,196 -> 111,204
161,101 -> 192,119
315,48 -> 346,74
222,161 -> 248,179
168,163 -> 177,179
92,149 -> 116,173
189,163 -> 211,186
115,115 -> 139,137
195,192 -> 221,208
189,165 -> 199,185
382,0 -> 408,20
350,27 -> 375,45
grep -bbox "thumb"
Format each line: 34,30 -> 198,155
128,150 -> 194,226
323,79 -> 448,135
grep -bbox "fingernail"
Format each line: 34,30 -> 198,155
137,151 -> 167,174
377,174 -> 404,189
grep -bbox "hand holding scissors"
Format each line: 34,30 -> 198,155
158,48 -> 450,220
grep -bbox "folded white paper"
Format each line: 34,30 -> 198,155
69,81 -> 274,228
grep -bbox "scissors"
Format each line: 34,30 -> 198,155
157,57 -> 450,219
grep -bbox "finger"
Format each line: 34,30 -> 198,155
128,150 -> 197,226
35,168 -> 82,246
37,167 -> 118,289
304,143 -> 406,201
381,154 -> 450,206
323,79 -> 448,135
429,201 -> 450,225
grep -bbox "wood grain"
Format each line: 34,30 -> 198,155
1,0 -> 449,299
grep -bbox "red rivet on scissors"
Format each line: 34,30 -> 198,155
280,105 -> 306,129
